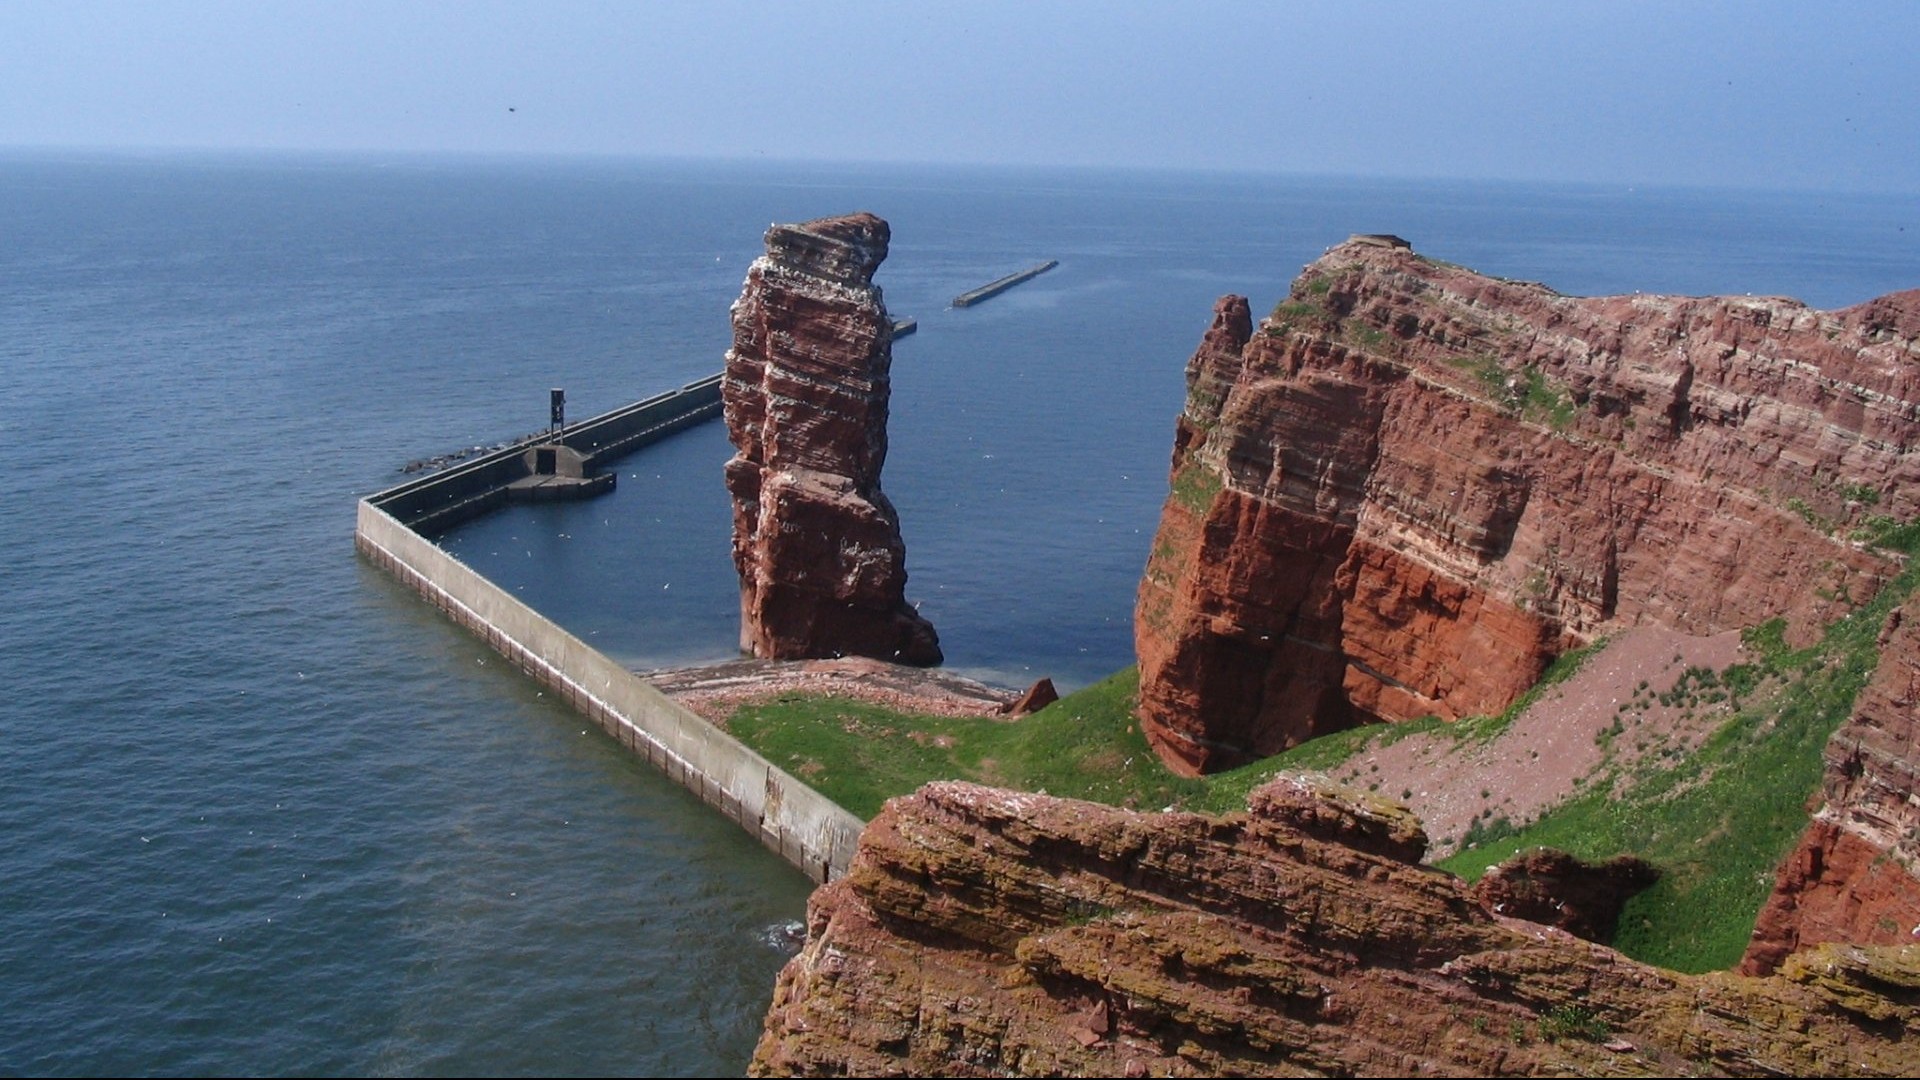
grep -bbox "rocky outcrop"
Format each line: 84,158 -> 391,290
1743,595 -> 1920,973
997,678 -> 1059,717
724,212 -> 941,666
1472,848 -> 1658,944
752,778 -> 1920,1076
1137,236 -> 1920,773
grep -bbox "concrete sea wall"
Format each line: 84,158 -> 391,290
566,373 -> 724,469
356,377 -> 864,883
374,375 -> 723,535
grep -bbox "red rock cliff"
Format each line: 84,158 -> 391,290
724,212 -> 941,666
1137,236 -> 1920,774
751,778 -> 1920,1076
1743,592 -> 1920,974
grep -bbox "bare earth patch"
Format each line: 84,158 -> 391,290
1325,626 -> 1750,859
643,656 -> 1021,725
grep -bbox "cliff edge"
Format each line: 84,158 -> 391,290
1137,236 -> 1920,774
752,778 -> 1920,1076
1744,588 -> 1920,973
724,212 -> 941,666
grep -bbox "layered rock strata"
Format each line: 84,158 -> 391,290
1743,592 -> 1920,973
1137,236 -> 1920,773
725,212 -> 940,666
752,778 -> 1920,1077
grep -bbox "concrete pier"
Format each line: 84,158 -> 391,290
507,443 -> 616,503
951,260 -> 1058,308
356,374 -> 866,883
373,375 -> 721,535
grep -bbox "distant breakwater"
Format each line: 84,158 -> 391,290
951,260 -> 1057,308
356,377 -> 865,882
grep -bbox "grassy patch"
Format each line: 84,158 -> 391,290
1517,367 -> 1578,430
1169,460 -> 1224,514
1535,1004 -> 1609,1043
1267,299 -> 1326,336
1851,514 -> 1920,549
1185,386 -> 1221,420
1447,354 -> 1578,428
1459,813 -> 1521,851
1785,496 -> 1832,533
1842,482 -> 1882,506
724,670 -> 1204,820
1448,353 -> 1510,398
1436,547 -> 1918,973
1347,321 -> 1389,350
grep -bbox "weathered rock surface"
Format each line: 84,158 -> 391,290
752,778 -> 1920,1077
1743,594 -> 1920,973
1472,848 -> 1658,944
998,677 -> 1059,717
725,212 -> 941,666
1137,236 -> 1920,773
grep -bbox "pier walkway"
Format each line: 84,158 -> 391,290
951,260 -> 1058,308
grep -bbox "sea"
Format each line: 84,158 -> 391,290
2,150 -> 1915,1076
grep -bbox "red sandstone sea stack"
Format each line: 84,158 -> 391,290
1136,236 -> 1920,775
724,212 -> 941,666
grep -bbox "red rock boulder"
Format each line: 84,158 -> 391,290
1472,847 -> 1659,943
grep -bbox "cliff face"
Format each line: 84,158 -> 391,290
751,778 -> 1920,1077
1137,236 -> 1920,774
1743,593 -> 1920,973
724,212 -> 941,666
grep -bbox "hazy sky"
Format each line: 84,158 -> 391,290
4,1 -> 1917,192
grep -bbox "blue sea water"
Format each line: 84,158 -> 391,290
1,150 -> 1914,1076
